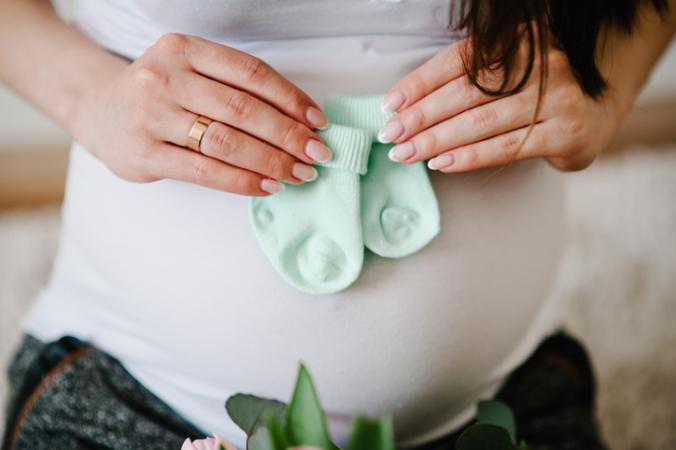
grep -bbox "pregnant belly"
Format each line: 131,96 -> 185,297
51,144 -> 566,445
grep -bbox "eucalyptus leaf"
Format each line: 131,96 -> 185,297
346,415 -> 395,450
247,420 -> 272,450
285,363 -> 338,450
477,400 -> 516,443
456,424 -> 515,450
226,394 -> 287,434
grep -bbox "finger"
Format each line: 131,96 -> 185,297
184,36 -> 328,129
389,91 -> 540,164
157,109 -> 318,184
378,75 -> 501,144
201,121 -> 319,184
426,122 -> 551,173
175,74 -> 332,165
149,143 -> 283,196
382,39 -> 467,113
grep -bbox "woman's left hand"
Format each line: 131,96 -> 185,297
377,38 -> 628,173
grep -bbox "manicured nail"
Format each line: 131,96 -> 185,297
388,142 -> 416,162
381,91 -> 405,113
306,106 -> 328,130
292,163 -> 318,182
377,119 -> 404,144
305,139 -> 332,163
427,153 -> 455,170
260,179 -> 285,194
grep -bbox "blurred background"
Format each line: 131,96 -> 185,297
1,1 -> 675,448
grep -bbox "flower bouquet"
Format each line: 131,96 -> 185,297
182,363 -> 527,450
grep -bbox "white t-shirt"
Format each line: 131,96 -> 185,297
24,1 -> 568,448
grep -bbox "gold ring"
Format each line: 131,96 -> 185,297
186,116 -> 213,153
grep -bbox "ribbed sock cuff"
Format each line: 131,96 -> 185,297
317,124 -> 372,175
323,94 -> 395,140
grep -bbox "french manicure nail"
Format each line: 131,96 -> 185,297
305,139 -> 332,163
306,106 -> 329,130
377,119 -> 404,144
292,163 -> 318,182
427,153 -> 455,170
260,179 -> 285,194
381,91 -> 406,113
388,142 -> 416,162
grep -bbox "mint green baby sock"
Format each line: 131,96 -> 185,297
324,94 -> 440,258
323,94 -> 392,140
250,124 -> 372,294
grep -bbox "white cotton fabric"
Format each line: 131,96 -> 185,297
23,1 -> 568,449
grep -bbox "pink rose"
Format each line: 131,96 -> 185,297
181,435 -> 238,450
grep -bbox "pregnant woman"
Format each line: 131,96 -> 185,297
1,1 -> 673,449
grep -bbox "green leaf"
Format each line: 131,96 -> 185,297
477,400 -> 516,444
284,362 -> 338,450
346,415 -> 395,450
518,439 -> 529,449
245,405 -> 288,450
226,393 -> 287,434
266,411 -> 290,450
456,424 -> 515,450
247,420 -> 272,450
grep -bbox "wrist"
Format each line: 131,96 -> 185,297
604,82 -> 637,127
67,55 -> 128,143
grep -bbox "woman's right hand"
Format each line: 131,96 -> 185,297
73,33 -> 331,196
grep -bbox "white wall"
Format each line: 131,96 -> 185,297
0,2 -> 674,152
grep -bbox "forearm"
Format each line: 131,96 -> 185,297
598,0 -> 676,117
0,0 -> 128,136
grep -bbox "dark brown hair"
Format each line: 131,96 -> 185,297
457,0 -> 668,100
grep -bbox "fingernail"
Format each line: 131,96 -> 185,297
305,139 -> 332,163
260,179 -> 285,194
292,163 -> 318,182
427,153 -> 455,170
381,91 -> 405,113
377,119 -> 404,144
306,106 -> 328,130
388,142 -> 416,162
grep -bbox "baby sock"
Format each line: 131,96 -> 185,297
323,94 -> 391,140
250,124 -> 372,294
360,142 -> 440,257
324,94 -> 440,258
